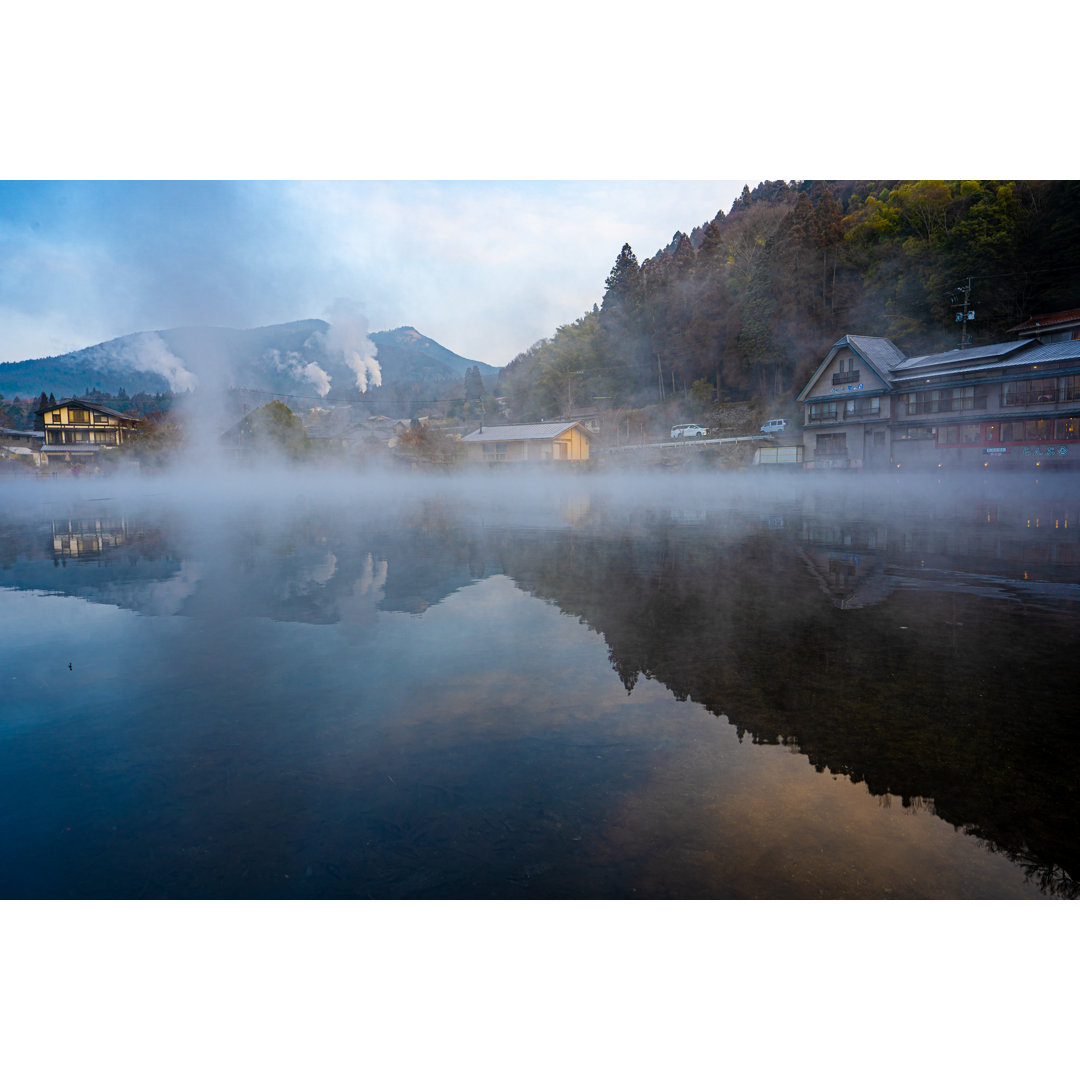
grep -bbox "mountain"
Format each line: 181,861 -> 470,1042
0,321 -> 498,400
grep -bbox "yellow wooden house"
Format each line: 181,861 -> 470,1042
36,398 -> 141,465
460,422 -> 592,464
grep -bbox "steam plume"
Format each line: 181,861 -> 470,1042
316,299 -> 381,393
115,332 -> 198,392
264,348 -> 332,397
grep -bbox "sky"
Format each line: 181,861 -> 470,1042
0,180 -> 751,369
2,3 -> 1070,1067
3,8 -> 1057,378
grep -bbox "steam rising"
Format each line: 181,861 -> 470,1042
313,299 -> 382,393
114,332 -> 198,393
263,348 -> 332,397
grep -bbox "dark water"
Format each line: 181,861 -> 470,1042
1,469 -> 1077,899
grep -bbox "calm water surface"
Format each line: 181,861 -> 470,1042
1,468 -> 1077,899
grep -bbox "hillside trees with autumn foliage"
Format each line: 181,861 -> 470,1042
498,180 -> 1080,420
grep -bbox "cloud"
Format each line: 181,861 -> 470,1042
0,181 -> 751,369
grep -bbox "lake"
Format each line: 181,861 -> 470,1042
1,466 -> 1077,899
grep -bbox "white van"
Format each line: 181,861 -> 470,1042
760,418 -> 787,435
671,424 -> 708,439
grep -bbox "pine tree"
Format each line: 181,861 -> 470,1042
463,365 -> 485,403
599,243 -> 650,400
601,243 -> 643,313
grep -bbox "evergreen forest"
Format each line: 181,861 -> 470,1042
497,180 -> 1080,420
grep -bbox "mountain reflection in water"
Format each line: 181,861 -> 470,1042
1,471 -> 1077,899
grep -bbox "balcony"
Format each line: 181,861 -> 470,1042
1003,389 -> 1068,407
832,370 -> 861,385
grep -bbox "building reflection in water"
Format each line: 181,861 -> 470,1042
2,479 -> 1076,898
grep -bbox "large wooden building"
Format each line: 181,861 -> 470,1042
796,328 -> 1080,470
35,398 -> 141,465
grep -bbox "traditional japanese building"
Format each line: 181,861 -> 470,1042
35,398 -> 141,465
797,330 -> 1080,470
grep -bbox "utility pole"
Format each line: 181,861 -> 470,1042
951,278 -> 975,348
567,370 -> 583,415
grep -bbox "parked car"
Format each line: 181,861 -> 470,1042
760,418 -> 787,435
671,424 -> 708,439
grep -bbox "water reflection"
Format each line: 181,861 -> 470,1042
0,473 -> 1076,898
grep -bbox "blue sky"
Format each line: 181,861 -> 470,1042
0,180 -> 750,368
1,8 -> 1052,375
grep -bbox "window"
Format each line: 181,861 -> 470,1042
1063,376 -> 1080,402
938,424 -> 982,446
69,409 -> 90,424
845,397 -> 880,417
906,386 -> 986,414
1054,418 -> 1079,440
482,441 -> 509,462
808,402 -> 838,422
1025,419 -> 1052,441
895,426 -> 936,441
999,421 -> 1024,442
816,433 -> 847,455
1003,378 -> 1058,406
95,413 -> 109,424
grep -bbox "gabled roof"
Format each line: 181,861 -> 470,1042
797,335 -> 905,401
845,335 -> 908,373
460,422 -> 589,443
36,397 -> 141,422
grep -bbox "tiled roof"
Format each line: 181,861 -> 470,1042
39,398 -> 141,421
846,335 -> 908,372
460,422 -> 586,443
890,339 -> 1080,381
893,339 -> 1035,372
1019,339 -> 1080,363
1007,308 -> 1080,334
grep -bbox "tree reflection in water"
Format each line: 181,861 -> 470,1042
2,474 -> 1077,898
483,491 -> 1080,899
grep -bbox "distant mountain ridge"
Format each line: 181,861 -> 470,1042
0,321 -> 497,399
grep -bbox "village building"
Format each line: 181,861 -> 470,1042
1008,308 -> 1080,342
1,426 -> 45,466
34,398 -> 141,465
796,320 -> 1080,469
565,407 -> 601,434
460,421 -> 592,464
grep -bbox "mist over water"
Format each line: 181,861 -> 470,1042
1,465 -> 1077,898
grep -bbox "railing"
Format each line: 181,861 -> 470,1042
806,408 -> 879,424
905,398 -> 987,416
832,370 -> 860,385
1003,388 -> 1071,406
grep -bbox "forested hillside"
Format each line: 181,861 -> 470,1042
498,180 -> 1080,420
